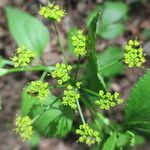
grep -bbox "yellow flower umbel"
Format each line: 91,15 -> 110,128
62,84 -> 80,109
27,80 -> 49,104
95,90 -> 123,110
76,124 -> 101,145
15,115 -> 33,141
124,39 -> 146,67
11,46 -> 36,68
39,3 -> 66,22
51,63 -> 72,85
72,30 -> 87,56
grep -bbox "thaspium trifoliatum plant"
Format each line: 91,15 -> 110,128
2,2 -> 149,149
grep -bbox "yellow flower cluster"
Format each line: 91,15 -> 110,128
39,3 -> 66,22
27,80 -> 49,104
124,39 -> 146,67
72,30 -> 87,56
51,63 -> 72,85
95,90 -> 123,110
62,84 -> 80,109
11,46 -> 36,68
15,115 -> 33,141
76,124 -> 101,145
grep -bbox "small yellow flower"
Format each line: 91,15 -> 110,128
62,84 -> 80,109
124,39 -> 146,67
72,30 -> 87,56
51,63 -> 72,85
11,45 -> 36,68
27,80 -> 49,104
76,124 -> 101,145
39,3 -> 66,22
14,115 -> 33,141
95,90 -> 123,110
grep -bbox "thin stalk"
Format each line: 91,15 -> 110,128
53,22 -> 67,64
98,58 -> 123,72
82,88 -> 100,97
4,66 -> 55,75
40,71 -> 48,81
74,56 -> 81,82
76,100 -> 86,124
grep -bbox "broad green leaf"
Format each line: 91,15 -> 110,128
102,2 -> 128,25
21,88 -> 74,137
97,46 -> 124,77
67,27 -> 77,55
5,7 -> 49,56
97,23 -> 124,39
103,132 -> 117,150
125,69 -> 150,134
31,100 -> 74,137
85,14 -> 104,92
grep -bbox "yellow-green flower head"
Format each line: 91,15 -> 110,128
27,80 -> 49,103
76,124 -> 101,145
62,85 -> 80,109
124,39 -> 146,67
11,45 -> 36,68
39,3 -> 66,22
15,115 -> 33,141
72,30 -> 87,56
95,90 -> 123,110
51,63 -> 72,85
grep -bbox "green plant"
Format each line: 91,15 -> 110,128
0,2 -> 149,149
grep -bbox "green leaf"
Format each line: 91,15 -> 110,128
67,27 -> 77,55
97,23 -> 124,39
21,88 -> 74,137
85,14 -> 104,92
102,2 -> 128,25
5,7 -> 49,56
103,132 -> 117,150
125,69 -> 150,134
97,46 -> 124,78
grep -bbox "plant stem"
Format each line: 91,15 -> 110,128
76,100 -> 86,124
82,88 -> 100,97
53,22 -> 67,64
40,71 -> 48,81
98,58 -> 123,72
74,56 -> 81,82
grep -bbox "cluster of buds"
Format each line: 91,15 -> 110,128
27,80 -> 49,104
11,45 -> 36,68
14,115 -> 33,141
76,124 -> 101,145
39,3 -> 66,22
72,30 -> 87,56
62,83 -> 81,109
51,63 -> 72,85
95,90 -> 123,110
124,39 -> 145,67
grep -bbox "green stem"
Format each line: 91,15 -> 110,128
74,56 -> 81,82
1,66 -> 55,76
40,71 -> 48,81
53,22 -> 67,64
76,100 -> 86,124
82,88 -> 100,97
98,58 -> 123,72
